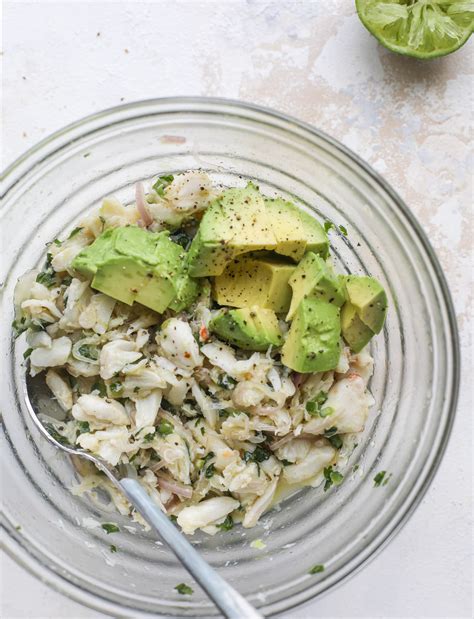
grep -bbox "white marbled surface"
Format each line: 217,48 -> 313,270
2,1 -> 472,618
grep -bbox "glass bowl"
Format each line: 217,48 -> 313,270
0,98 -> 460,617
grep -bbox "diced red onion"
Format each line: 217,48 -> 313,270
135,181 -> 153,227
156,476 -> 193,499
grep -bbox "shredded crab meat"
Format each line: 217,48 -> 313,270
14,171 -> 379,536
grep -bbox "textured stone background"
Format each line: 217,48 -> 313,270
2,1 -> 472,618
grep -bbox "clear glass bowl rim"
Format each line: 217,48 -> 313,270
0,96 -> 460,617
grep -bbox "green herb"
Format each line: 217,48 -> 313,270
44,423 -> 70,445
243,445 -> 271,464
169,230 -> 191,249
23,348 -> 33,359
324,221 -> 334,233
218,374 -> 237,389
91,381 -> 107,397
216,515 -> 234,531
327,434 -> 343,450
374,471 -> 391,487
157,420 -> 174,436
152,174 -> 174,197
110,544 -> 117,553
143,431 -> 156,442
170,514 -> 178,523
204,463 -> 216,478
309,564 -> 325,574
36,266 -> 57,288
353,464 -> 360,472
160,399 -> 175,412
339,224 -> 348,236
175,583 -> 193,595
305,391 -> 328,416
62,276 -> 72,286
76,421 -> 90,435
109,381 -> 123,397
101,523 -> 120,534
200,426 -> 206,435
280,459 -> 292,466
323,426 -> 338,438
323,466 -> 344,491
78,344 -> 99,361
68,226 -> 83,239
12,317 -> 28,338
53,238 -> 62,246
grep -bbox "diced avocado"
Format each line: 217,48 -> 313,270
265,199 -> 329,261
134,273 -> 177,313
209,306 -> 283,351
264,199 -> 307,261
114,226 -> 160,264
281,298 -> 341,373
73,226 -> 199,313
187,184 -> 329,277
72,228 -> 116,278
213,255 -> 295,314
187,184 -> 275,277
341,302 -> 375,353
345,276 -> 387,334
286,253 -> 346,320
92,256 -> 148,305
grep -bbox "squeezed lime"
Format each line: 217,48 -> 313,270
356,0 -> 473,58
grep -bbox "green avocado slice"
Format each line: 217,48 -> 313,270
209,306 -> 283,351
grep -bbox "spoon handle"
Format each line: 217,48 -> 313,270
120,478 -> 263,619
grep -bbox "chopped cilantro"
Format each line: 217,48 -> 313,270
324,221 -> 334,233
53,238 -> 62,246
339,224 -> 348,236
109,544 -> 118,553
309,564 -> 325,574
323,466 -> 344,491
323,426 -> 338,438
217,515 -> 234,531
143,430 -> 156,442
68,227 -> 83,239
169,230 -> 191,249
91,381 -> 107,397
101,523 -> 120,534
175,583 -> 193,595
243,445 -> 271,464
170,514 -> 178,523
78,344 -> 99,361
327,434 -> 343,450
76,421 -> 90,435
204,463 -> 216,479
374,471 -> 391,487
44,423 -> 70,445
152,174 -> 174,197
157,420 -> 174,436
23,348 -> 33,359
217,374 -> 237,389
280,459 -> 292,466
12,317 -> 28,338
36,269 -> 57,288
109,381 -> 123,397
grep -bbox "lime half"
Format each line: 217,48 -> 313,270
356,0 -> 474,58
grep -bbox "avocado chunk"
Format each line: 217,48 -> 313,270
265,198 -> 328,261
281,298 -> 341,373
72,226 -> 199,313
187,184 -> 329,277
345,276 -> 387,334
209,306 -> 283,351
92,256 -> 149,305
341,302 -> 375,353
187,184 -> 275,277
72,228 -> 115,279
286,253 -> 346,320
213,255 -> 296,314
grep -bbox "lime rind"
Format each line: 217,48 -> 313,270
356,0 -> 474,59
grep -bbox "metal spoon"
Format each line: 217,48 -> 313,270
24,371 -> 263,619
